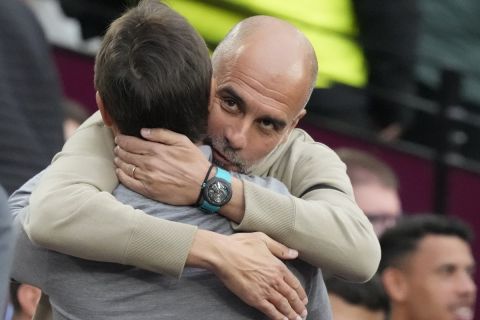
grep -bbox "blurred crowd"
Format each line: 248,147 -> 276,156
0,0 -> 478,320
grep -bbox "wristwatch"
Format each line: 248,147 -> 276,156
199,167 -> 232,213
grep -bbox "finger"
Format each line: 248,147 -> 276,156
276,281 -> 307,318
283,271 -> 308,306
113,157 -> 140,178
141,128 -> 189,146
116,168 -> 149,196
113,158 -> 148,183
256,300 -> 288,320
268,292 -> 300,320
260,235 -> 298,260
115,134 -> 158,155
114,145 -> 150,169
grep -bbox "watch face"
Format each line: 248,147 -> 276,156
204,178 -> 232,206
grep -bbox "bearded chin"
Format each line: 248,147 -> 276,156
212,157 -> 248,174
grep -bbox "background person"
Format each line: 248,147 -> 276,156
0,185 -> 14,316
379,214 -> 476,320
326,275 -> 388,320
0,0 -> 64,195
337,148 -> 401,236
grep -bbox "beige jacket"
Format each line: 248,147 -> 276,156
25,112 -> 380,281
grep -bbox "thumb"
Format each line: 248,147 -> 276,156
263,237 -> 298,260
141,128 -> 186,146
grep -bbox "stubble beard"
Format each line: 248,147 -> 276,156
206,136 -> 255,174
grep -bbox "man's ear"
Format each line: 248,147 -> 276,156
208,77 -> 216,113
381,268 -> 409,303
17,284 -> 41,318
291,108 -> 307,129
281,109 -> 307,144
96,91 -> 113,127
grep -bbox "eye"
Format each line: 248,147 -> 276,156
259,119 -> 275,130
220,97 -> 239,112
438,265 -> 456,276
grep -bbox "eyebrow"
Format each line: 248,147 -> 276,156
218,86 -> 245,110
219,85 -> 288,130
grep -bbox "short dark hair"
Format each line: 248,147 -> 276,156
326,275 -> 389,312
379,214 -> 473,272
94,0 -> 211,141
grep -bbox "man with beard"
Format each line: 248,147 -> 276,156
380,214 -> 476,320
11,3 -> 331,318
15,2 -> 380,319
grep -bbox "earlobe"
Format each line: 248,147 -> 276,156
382,268 -> 408,302
282,109 -> 307,144
293,109 -> 307,128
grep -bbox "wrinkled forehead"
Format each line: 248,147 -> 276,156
217,45 -> 312,114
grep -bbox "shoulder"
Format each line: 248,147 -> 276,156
280,128 -> 342,165
58,111 -> 114,156
76,111 -> 104,131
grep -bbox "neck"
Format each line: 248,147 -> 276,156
12,312 -> 30,320
390,306 -> 413,320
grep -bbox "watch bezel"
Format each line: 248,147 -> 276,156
202,176 -> 232,207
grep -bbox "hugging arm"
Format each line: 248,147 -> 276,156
20,112 -> 310,320
234,132 -> 381,281
114,127 -> 381,281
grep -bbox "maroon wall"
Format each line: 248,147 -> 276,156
54,48 -> 97,113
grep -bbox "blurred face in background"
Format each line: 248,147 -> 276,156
387,235 -> 476,320
354,181 -> 401,236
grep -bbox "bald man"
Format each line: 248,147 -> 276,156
14,8 -> 379,320
336,148 -> 401,236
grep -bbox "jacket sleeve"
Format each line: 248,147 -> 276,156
0,186 -> 14,311
232,131 -> 381,282
24,112 -> 197,278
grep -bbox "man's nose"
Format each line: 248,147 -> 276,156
225,121 -> 248,150
457,271 -> 477,297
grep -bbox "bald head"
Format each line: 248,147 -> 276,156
212,16 -> 318,107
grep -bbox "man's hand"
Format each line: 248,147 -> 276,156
189,230 -> 308,320
114,129 -> 210,205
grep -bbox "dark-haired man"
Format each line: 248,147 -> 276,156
379,214 -> 476,320
11,2 -> 330,319
326,275 -> 388,320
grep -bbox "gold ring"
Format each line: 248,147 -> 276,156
131,165 -> 137,179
